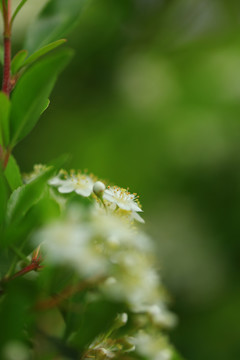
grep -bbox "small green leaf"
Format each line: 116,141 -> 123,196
0,91 -> 11,147
22,39 -> 66,69
25,0 -> 87,54
11,0 -> 29,25
11,50 -> 28,75
10,48 -> 73,147
6,166 -> 55,224
4,155 -> 22,191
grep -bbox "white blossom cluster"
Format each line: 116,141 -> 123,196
31,168 -> 176,360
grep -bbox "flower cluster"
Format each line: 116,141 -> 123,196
31,168 -> 176,360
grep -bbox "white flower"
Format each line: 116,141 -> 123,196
33,221 -> 108,278
133,331 -> 172,360
101,250 -> 160,306
133,303 -> 177,328
49,172 -> 94,197
103,186 -> 143,212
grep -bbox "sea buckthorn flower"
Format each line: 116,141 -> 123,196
49,170 -> 94,197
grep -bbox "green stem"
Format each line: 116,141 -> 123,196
6,237 -> 28,278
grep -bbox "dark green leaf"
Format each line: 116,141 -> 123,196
0,91 -> 11,147
4,155 -> 22,191
24,0 -> 87,54
6,166 -> 55,224
11,50 -> 28,75
10,48 -> 73,147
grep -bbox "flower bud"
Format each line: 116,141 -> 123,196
93,181 -> 106,196
115,312 -> 128,328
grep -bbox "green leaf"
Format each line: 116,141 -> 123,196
0,91 -> 11,147
24,0 -> 87,54
6,165 -> 55,224
47,153 -> 70,169
4,155 -> 22,191
22,39 -> 66,69
41,98 -> 50,115
0,171 -> 8,231
10,48 -> 73,147
0,279 -> 37,348
11,50 -> 28,75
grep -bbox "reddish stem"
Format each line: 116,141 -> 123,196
2,0 -> 11,97
11,262 -> 44,280
3,148 -> 10,169
10,251 -> 44,281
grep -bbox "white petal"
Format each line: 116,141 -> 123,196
104,189 -> 114,196
103,193 -> 114,202
48,176 -> 63,186
132,212 -> 145,223
131,202 -> 143,212
58,182 -> 75,193
117,202 -> 132,211
75,187 -> 92,197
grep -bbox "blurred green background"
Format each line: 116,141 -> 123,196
8,0 -> 240,359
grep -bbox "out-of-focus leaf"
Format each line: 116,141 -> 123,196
0,92 -> 11,147
6,166 -> 55,224
10,48 -> 73,147
11,50 -> 28,75
47,153 -> 70,169
0,279 -> 37,348
70,299 -> 123,350
0,172 -> 8,231
4,155 -> 22,191
24,0 -> 87,54
22,39 -> 66,69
